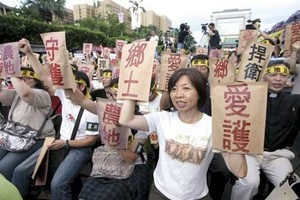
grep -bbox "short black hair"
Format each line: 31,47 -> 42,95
267,59 -> 290,69
73,70 -> 90,88
168,68 -> 207,110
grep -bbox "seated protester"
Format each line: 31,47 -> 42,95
48,70 -> 99,199
78,78 -> 152,200
18,38 -> 100,199
0,67 -> 55,197
231,60 -> 300,200
0,173 -> 22,200
90,69 -> 113,101
79,131 -> 151,200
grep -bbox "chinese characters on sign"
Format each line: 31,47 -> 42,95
237,29 -> 258,55
2,42 -> 21,77
209,58 -> 235,85
211,82 -> 268,154
158,52 -> 189,91
237,41 -> 274,82
118,41 -> 157,102
98,99 -> 130,149
284,22 -> 300,57
41,32 -> 76,91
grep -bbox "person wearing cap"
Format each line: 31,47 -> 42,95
18,38 -> 100,199
231,60 -> 300,200
0,66 -> 55,197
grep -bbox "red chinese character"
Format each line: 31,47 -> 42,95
4,61 -> 15,74
165,73 -> 172,90
224,83 -> 250,117
50,63 -> 63,85
168,54 -> 181,71
125,43 -> 147,68
222,119 -> 250,153
45,37 -> 59,61
121,70 -> 138,98
242,30 -> 255,42
214,60 -> 228,78
3,45 -> 13,60
103,103 -> 121,125
80,66 -> 90,74
104,126 -> 120,146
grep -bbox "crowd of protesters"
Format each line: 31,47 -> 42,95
0,18 -> 300,200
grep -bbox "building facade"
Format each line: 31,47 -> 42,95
140,10 -> 172,32
211,8 -> 252,48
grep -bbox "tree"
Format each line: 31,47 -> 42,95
128,0 -> 145,33
20,0 -> 66,23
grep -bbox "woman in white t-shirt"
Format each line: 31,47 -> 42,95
119,68 -> 247,200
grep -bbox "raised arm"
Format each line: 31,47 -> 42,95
64,88 -> 97,115
19,38 -> 54,95
10,77 -> 36,105
221,152 -> 247,178
286,41 -> 300,74
119,99 -> 149,132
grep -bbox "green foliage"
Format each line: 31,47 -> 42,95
20,0 -> 66,23
0,15 -> 108,51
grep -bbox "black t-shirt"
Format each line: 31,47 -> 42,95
265,92 -> 300,152
91,89 -> 108,101
209,30 -> 221,48
177,30 -> 189,43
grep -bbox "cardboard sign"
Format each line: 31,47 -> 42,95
40,31 -> 76,91
116,40 -> 127,60
1,42 -> 21,78
237,41 -> 274,82
0,45 -> 5,79
117,41 -> 157,102
82,43 -> 93,55
158,52 -> 189,91
237,29 -> 258,55
96,98 -> 130,149
211,82 -> 268,154
196,47 -> 208,56
209,58 -> 236,84
32,137 -> 55,185
78,63 -> 95,83
284,22 -> 300,57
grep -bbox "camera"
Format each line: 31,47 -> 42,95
245,18 -> 261,30
180,23 -> 190,31
201,23 -> 208,33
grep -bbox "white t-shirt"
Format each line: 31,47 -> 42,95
145,111 -> 213,200
150,35 -> 159,41
55,89 -> 99,140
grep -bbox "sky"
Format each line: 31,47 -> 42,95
1,0 -> 300,44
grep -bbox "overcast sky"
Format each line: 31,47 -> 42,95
2,0 -> 299,43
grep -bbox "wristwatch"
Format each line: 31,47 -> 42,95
64,140 -> 70,150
